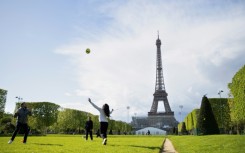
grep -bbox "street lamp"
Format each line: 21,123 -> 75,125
126,106 -> 130,123
15,96 -> 23,102
179,105 -> 183,121
124,106 -> 130,133
134,113 -> 137,128
218,90 -> 223,133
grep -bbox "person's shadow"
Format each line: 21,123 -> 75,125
32,143 -> 63,146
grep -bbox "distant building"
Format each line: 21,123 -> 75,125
135,127 -> 166,135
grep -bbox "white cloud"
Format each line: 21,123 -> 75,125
55,1 -> 245,122
65,92 -> 72,97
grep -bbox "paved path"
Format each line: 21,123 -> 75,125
161,138 -> 178,153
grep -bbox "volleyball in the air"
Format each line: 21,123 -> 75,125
86,48 -> 91,54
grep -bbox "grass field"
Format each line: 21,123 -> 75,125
169,135 -> 245,153
0,135 -> 164,153
1,134 -> 244,153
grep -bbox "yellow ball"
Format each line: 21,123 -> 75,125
86,48 -> 90,54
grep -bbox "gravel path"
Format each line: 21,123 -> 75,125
161,138 -> 178,153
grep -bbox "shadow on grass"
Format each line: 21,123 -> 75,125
32,143 -> 63,146
108,144 -> 162,152
128,145 -> 161,150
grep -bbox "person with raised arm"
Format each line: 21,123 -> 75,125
8,102 -> 32,144
88,98 -> 113,145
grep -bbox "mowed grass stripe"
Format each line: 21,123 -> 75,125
169,135 -> 245,153
0,135 -> 165,153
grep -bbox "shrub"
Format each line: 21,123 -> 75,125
197,95 -> 219,135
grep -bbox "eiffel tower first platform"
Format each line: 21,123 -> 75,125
131,34 -> 178,131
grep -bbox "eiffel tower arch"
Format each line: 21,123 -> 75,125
149,90 -> 173,115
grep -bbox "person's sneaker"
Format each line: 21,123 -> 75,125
102,138 -> 107,145
8,140 -> 13,144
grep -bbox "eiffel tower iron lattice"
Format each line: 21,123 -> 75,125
131,34 -> 178,131
148,34 -> 174,116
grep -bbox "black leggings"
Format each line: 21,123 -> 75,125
100,122 -> 108,139
11,122 -> 30,142
85,129 -> 93,140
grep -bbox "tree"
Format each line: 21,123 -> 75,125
57,108 -> 87,134
0,112 -> 15,134
228,65 -> 245,134
15,102 -> 60,134
181,122 -> 188,135
0,88 -> 7,119
34,102 -> 60,133
91,115 -> 99,133
173,127 -> 178,135
197,95 -> 219,135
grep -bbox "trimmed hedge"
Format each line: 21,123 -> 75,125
179,109 -> 199,135
178,122 -> 183,133
179,97 -> 231,135
197,96 -> 220,135
208,98 -> 231,131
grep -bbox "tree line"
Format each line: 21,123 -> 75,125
0,101 -> 132,135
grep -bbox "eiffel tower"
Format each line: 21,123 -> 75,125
148,34 -> 173,116
131,33 -> 178,131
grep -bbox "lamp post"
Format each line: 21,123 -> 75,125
15,96 -> 23,102
125,106 -> 130,133
126,106 -> 130,123
179,105 -> 183,121
134,113 -> 137,128
218,90 -> 223,133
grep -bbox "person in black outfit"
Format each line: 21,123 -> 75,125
147,130 -> 151,135
85,116 -> 93,140
8,102 -> 32,144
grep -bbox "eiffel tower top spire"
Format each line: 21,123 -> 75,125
155,32 -> 165,91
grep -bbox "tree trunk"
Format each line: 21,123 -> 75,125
237,122 -> 240,135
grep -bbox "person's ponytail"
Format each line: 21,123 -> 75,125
103,104 -> 110,117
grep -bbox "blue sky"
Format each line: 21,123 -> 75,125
1,0 -> 245,122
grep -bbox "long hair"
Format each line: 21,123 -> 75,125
102,104 -> 110,117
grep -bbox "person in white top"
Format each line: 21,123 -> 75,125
88,98 -> 113,145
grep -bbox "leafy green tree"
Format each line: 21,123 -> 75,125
197,95 -> 219,135
15,102 -> 60,134
108,119 -> 115,134
34,102 -> 60,129
57,108 -> 87,134
0,88 -> 7,119
0,112 -> 15,134
228,65 -> 245,134
91,115 -> 99,133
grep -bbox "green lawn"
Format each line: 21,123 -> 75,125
1,134 -> 244,153
169,135 -> 245,153
0,135 -> 164,153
